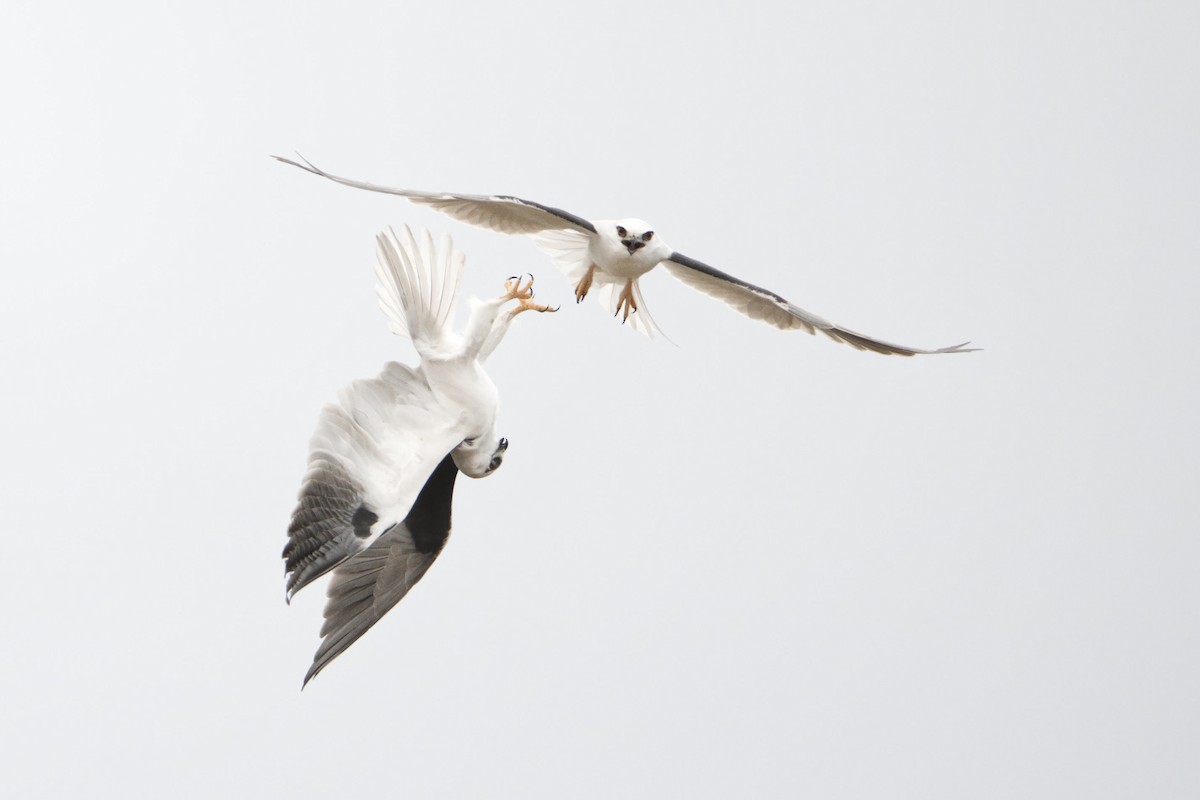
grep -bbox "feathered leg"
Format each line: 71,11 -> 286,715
614,279 -> 638,323
574,265 -> 597,304
477,275 -> 558,361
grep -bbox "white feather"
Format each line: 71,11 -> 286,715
531,228 -> 593,286
374,224 -> 464,358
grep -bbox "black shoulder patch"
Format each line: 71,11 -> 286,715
405,454 -> 460,554
351,506 -> 378,539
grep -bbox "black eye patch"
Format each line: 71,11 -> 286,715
616,226 -> 627,237
642,231 -> 654,242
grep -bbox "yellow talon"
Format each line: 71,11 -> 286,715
614,279 -> 638,322
575,265 -> 597,304
505,274 -> 558,316
503,274 -> 536,303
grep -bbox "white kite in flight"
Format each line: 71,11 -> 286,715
274,155 -> 974,354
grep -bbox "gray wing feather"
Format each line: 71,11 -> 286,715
302,454 -> 459,687
303,529 -> 439,686
283,455 -> 370,602
273,155 -> 596,235
283,362 -> 457,603
663,253 -> 975,356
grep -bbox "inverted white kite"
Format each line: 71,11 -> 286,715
283,225 -> 554,686
274,155 -> 974,354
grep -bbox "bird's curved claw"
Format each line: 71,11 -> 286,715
614,280 -> 638,323
504,274 -> 558,316
502,274 -> 535,302
574,264 -> 597,304
516,297 -> 559,315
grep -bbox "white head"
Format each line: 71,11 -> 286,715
452,431 -> 508,478
604,218 -> 670,260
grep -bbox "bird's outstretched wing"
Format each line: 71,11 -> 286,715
303,454 -> 459,687
274,155 -> 596,236
283,363 -> 463,602
663,252 -> 975,356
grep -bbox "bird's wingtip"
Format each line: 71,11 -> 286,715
302,664 -> 319,690
271,152 -> 322,176
937,341 -> 981,354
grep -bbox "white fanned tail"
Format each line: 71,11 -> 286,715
532,229 -> 667,339
374,225 -> 465,356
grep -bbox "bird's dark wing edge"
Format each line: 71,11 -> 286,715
666,251 -> 789,302
664,251 -> 976,356
491,194 -> 597,234
302,453 -> 460,688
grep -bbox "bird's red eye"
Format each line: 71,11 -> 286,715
616,226 -> 627,237
642,231 -> 654,242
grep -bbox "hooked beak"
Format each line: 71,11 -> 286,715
485,438 -> 509,474
622,239 -> 645,255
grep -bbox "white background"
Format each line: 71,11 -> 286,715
3,1 -> 1198,797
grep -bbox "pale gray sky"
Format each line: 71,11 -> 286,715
3,1 -> 1198,797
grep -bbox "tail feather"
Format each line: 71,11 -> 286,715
593,279 -> 669,340
374,225 -> 464,354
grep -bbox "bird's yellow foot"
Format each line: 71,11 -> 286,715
504,274 -> 559,317
614,279 -> 638,323
574,264 -> 597,304
503,274 -> 535,303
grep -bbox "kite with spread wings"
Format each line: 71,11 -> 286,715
283,225 -> 554,686
274,155 -> 974,354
